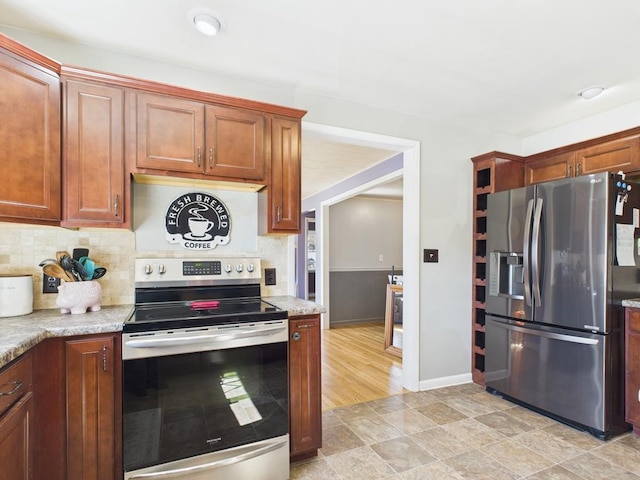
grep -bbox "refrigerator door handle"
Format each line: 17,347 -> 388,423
523,199 -> 535,306
531,197 -> 543,306
490,318 -> 599,345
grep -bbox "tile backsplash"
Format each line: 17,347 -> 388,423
0,222 -> 290,311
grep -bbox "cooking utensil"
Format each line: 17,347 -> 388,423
38,258 -> 58,268
59,255 -> 82,282
91,267 -> 106,280
72,248 -> 89,261
56,251 -> 71,266
80,257 -> 96,280
43,263 -> 71,281
69,258 -> 91,281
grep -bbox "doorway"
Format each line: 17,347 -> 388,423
300,122 -> 420,395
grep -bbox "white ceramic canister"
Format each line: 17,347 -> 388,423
0,274 -> 33,317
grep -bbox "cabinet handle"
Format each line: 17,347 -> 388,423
567,164 -> 572,177
113,194 -> 119,217
197,147 -> 202,167
292,332 -> 301,341
295,324 -> 315,329
209,148 -> 214,169
276,206 -> 281,223
576,163 -> 581,176
0,380 -> 23,396
102,345 -> 107,372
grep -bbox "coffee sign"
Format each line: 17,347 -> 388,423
165,192 -> 231,250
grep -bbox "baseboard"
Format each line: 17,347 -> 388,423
418,372 -> 473,391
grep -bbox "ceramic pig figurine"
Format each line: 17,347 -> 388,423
56,280 -> 102,314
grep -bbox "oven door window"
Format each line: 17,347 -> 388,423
122,342 -> 288,472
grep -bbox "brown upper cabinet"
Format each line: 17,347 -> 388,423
62,77 -> 128,228
136,92 -> 266,181
0,38 -> 61,225
525,134 -> 640,185
260,116 -> 302,233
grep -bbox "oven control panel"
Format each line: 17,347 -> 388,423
183,261 -> 222,276
135,257 -> 262,285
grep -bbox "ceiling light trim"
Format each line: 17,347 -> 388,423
187,7 -> 225,36
578,85 -> 605,100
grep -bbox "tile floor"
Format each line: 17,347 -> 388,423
290,383 -> 640,479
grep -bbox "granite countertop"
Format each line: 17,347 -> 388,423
622,298 -> 640,308
0,296 -> 325,369
0,304 -> 133,369
266,295 -> 327,316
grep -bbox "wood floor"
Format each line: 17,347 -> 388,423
321,321 -> 404,410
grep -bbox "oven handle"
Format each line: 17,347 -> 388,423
127,438 -> 288,479
124,326 -> 287,349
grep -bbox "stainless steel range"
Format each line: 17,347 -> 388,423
122,257 -> 289,480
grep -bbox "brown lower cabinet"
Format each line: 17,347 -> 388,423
0,353 -> 34,480
289,314 -> 322,461
626,309 -> 640,435
32,333 -> 122,480
66,335 -> 121,480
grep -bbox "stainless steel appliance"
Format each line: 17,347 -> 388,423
122,257 -> 289,480
485,172 -> 638,439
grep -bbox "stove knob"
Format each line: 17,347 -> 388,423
144,264 -> 153,275
158,264 -> 166,275
224,264 -> 233,273
247,264 -> 255,273
236,264 -> 244,273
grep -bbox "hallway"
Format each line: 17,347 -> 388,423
321,321 -> 404,410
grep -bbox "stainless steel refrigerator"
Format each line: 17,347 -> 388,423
485,172 -> 639,439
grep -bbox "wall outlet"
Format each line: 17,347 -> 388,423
264,268 -> 276,286
43,273 -> 60,293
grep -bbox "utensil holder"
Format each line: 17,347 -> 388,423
56,280 -> 102,314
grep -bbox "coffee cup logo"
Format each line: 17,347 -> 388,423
165,193 -> 231,250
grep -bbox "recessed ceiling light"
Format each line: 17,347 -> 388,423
578,85 -> 605,100
187,8 -> 224,36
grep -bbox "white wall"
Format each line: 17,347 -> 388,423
1,26 -> 523,386
329,197 -> 402,271
133,183 -> 258,253
522,100 -> 640,155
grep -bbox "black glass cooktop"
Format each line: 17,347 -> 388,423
124,298 -> 286,333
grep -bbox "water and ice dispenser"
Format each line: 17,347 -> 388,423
488,252 -> 525,299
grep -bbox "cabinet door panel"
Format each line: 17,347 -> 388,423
136,93 -> 204,173
0,49 -> 60,223
289,315 -> 321,459
63,80 -> 125,225
578,136 -> 640,176
626,331 -> 640,427
205,105 -> 266,180
66,336 -> 115,480
524,152 -> 575,185
270,117 -> 301,232
0,392 -> 33,480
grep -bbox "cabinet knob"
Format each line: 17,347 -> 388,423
292,332 -> 301,341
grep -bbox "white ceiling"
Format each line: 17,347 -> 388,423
3,0 -> 640,198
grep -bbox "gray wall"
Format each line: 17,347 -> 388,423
329,269 -> 402,325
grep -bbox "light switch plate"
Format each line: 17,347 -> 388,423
424,249 -> 439,263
